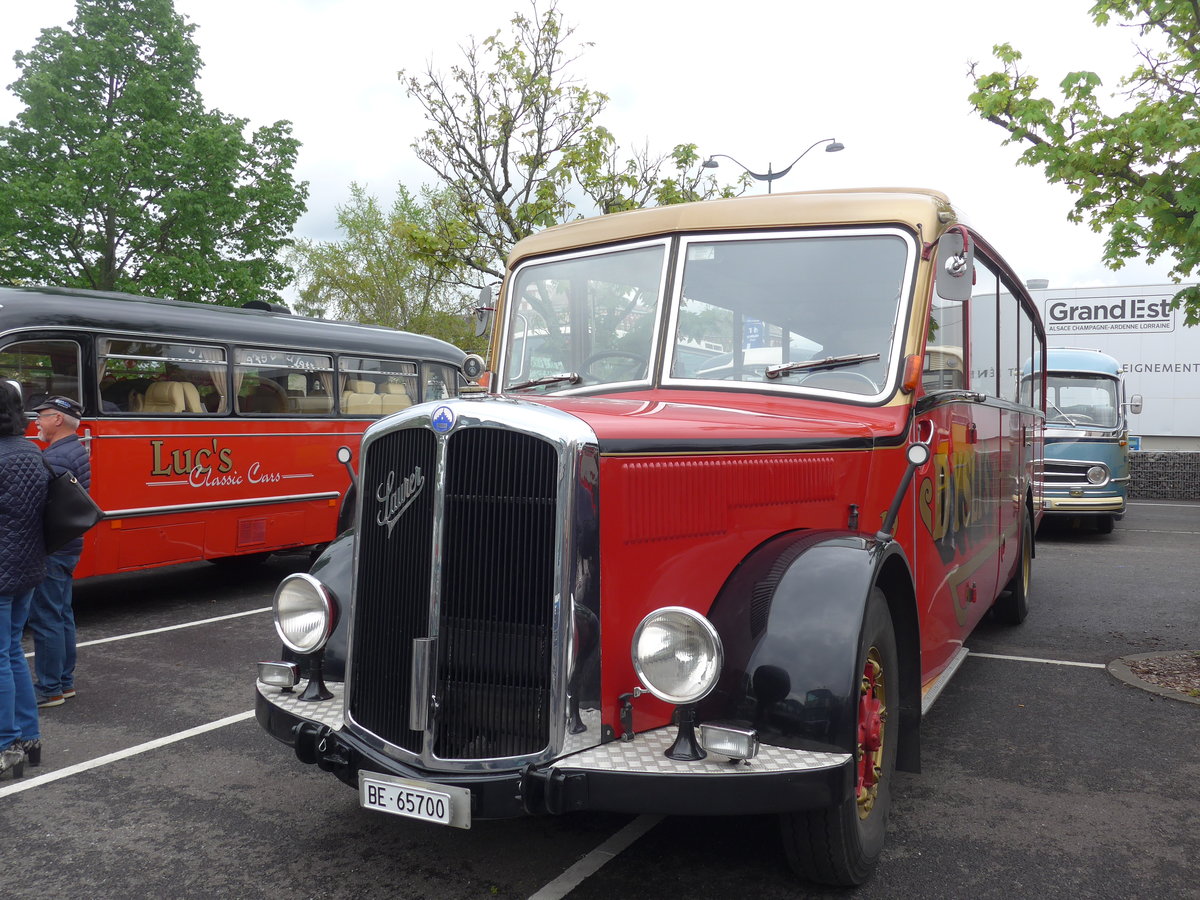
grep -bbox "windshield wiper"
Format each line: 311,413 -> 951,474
766,353 -> 881,380
508,372 -> 581,391
1047,402 -> 1087,427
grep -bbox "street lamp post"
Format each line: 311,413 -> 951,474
702,138 -> 844,193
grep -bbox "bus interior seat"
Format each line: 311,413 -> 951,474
141,381 -> 188,412
180,381 -> 204,413
380,382 -> 413,414
341,379 -> 381,416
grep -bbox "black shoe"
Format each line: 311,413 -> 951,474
18,738 -> 41,767
0,743 -> 26,780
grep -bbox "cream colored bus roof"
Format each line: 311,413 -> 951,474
507,188 -> 956,266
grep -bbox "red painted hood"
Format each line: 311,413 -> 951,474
511,389 -> 909,445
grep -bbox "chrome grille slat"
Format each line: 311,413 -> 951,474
348,428 -> 437,754
438,429 -> 557,759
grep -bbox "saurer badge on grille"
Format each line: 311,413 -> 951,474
375,467 -> 425,537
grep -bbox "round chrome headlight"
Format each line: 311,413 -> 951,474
273,573 -> 336,654
631,607 -> 723,705
1086,465 -> 1108,485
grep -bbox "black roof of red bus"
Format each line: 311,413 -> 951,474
0,285 -> 467,363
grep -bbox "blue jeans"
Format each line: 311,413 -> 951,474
28,552 -> 80,698
1,589 -> 39,747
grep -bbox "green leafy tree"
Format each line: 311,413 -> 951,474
968,1 -> 1200,324
0,0 -> 308,305
289,183 -> 486,353
398,1 -> 739,281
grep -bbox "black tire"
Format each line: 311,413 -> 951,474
993,508 -> 1032,625
780,588 -> 897,886
1095,514 -> 1115,535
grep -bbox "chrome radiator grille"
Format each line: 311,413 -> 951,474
348,423 -> 559,761
1042,460 -> 1093,487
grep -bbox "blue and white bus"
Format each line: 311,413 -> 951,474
1042,347 -> 1142,533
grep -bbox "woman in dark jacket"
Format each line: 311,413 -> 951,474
0,381 -> 47,779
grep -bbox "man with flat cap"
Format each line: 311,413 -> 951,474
29,396 -> 90,708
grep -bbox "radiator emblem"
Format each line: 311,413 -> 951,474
375,467 -> 425,537
431,405 -> 456,433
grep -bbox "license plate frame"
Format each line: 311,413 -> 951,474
358,770 -> 472,829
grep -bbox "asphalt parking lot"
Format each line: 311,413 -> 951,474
2,501 -> 1198,899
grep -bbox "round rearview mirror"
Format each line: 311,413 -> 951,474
906,442 -> 931,467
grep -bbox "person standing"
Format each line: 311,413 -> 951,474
0,381 -> 47,778
29,395 -> 90,709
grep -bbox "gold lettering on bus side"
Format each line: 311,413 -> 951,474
150,440 -> 172,476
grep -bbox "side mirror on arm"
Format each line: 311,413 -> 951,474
934,226 -> 974,302
1128,394 -> 1144,415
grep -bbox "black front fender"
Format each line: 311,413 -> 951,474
699,530 -> 916,761
283,529 -> 354,680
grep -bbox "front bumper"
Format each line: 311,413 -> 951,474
1042,493 -> 1126,516
256,680 -> 852,818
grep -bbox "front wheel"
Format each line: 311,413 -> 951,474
779,588 -> 897,886
1095,514 -> 1115,534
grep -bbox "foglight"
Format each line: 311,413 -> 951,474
632,607 -> 723,705
273,573 -> 336,654
257,661 -> 300,690
699,722 -> 760,762
1086,465 -> 1108,485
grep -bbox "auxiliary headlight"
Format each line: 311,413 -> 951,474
1086,465 -> 1108,485
273,573 -> 336,654
631,607 -> 723,705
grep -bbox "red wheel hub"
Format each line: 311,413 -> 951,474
856,654 -> 885,814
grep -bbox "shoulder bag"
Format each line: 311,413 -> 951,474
41,457 -> 104,553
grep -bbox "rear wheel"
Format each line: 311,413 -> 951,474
780,588 -> 897,886
993,508 -> 1033,625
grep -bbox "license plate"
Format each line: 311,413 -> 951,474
358,771 -> 471,829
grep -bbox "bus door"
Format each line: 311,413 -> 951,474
912,291 -> 1000,679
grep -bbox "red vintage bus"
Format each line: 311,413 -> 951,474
256,189 -> 1046,885
0,286 -> 469,578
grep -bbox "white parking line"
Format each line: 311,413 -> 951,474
0,710 -> 255,799
25,607 -> 270,658
529,814 -> 664,900
970,651 -> 1106,669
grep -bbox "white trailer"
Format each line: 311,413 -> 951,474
1027,283 -> 1200,450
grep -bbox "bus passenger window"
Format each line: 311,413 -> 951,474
100,339 -> 227,414
235,349 -> 334,416
339,357 -> 419,415
0,339 -> 82,411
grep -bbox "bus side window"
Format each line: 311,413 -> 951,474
0,339 -> 83,411
100,338 -> 227,414
234,348 -> 334,416
339,356 -> 419,416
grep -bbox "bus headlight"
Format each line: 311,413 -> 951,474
1086,465 -> 1108,485
273,573 -> 336,654
631,607 -> 723,705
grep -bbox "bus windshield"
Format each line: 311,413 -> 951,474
501,230 -> 912,398
1047,373 -> 1119,428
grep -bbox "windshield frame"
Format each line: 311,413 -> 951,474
660,228 -> 917,402
495,227 -> 918,403
497,238 -> 672,395
1046,371 -> 1121,430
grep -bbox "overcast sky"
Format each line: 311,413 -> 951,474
1,0 -> 1181,292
